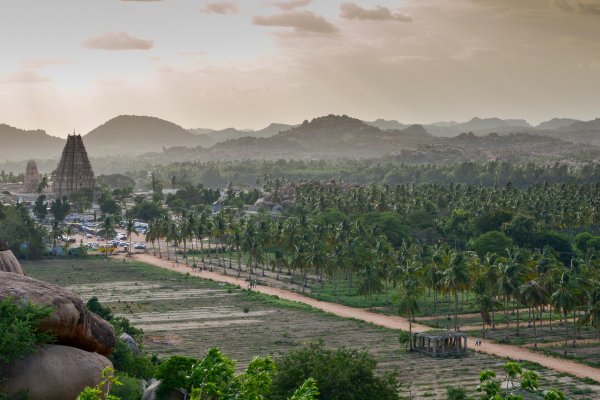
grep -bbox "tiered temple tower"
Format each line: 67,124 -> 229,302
24,160 -> 41,193
52,134 -> 95,198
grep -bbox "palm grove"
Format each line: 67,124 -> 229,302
3,164 -> 600,355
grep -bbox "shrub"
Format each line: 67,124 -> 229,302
86,296 -> 113,321
0,297 -> 55,364
269,341 -> 399,400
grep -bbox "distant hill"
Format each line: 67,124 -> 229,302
0,124 -> 65,161
83,115 -> 202,157
535,118 -> 581,130
424,117 -> 533,137
365,119 -> 409,131
188,123 -> 296,147
202,115 -> 433,160
536,118 -> 600,145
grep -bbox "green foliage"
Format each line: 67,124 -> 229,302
111,373 -> 143,400
86,296 -> 113,321
269,341 -> 399,400
0,297 -> 55,364
445,387 -> 468,400
288,378 -> 319,400
188,348 -> 236,399
50,196 -> 71,222
108,339 -> 155,380
159,349 -> 316,400
471,231 -> 512,258
0,204 -> 47,258
76,367 -> 122,400
131,200 -> 163,222
155,355 -> 198,399
398,331 -> 411,351
475,362 -> 558,400
357,212 -> 410,247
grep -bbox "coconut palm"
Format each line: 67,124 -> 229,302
551,272 -> 577,355
442,250 -> 471,331
519,280 -> 548,348
397,273 -> 423,350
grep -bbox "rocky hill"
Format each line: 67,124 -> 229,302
82,115 -> 202,157
0,124 -> 65,160
189,123 -> 296,147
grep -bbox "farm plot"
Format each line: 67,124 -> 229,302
22,257 -> 600,400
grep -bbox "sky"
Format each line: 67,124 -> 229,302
1,0 -> 600,137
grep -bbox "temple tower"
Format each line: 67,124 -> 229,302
24,160 -> 41,193
52,134 -> 95,198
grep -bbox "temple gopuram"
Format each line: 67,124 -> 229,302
52,134 -> 95,198
24,160 -> 41,193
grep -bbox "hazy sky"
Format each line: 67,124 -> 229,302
1,0 -> 600,137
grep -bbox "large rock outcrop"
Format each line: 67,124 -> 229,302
0,271 -> 116,356
0,246 -> 27,275
0,344 -> 112,400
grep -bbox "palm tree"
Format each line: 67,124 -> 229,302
398,273 -> 423,350
125,216 -> 137,255
98,215 -> 116,259
442,250 -> 471,331
552,272 -> 577,355
519,280 -> 548,348
578,285 -> 600,343
358,262 -> 383,309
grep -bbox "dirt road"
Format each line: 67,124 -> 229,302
132,253 -> 600,382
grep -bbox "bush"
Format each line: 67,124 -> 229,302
111,373 -> 143,400
86,296 -> 113,321
446,387 -> 467,400
269,341 -> 399,400
0,297 -> 55,364
108,339 -> 155,380
155,355 -> 198,399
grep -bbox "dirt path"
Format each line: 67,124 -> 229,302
132,253 -> 600,382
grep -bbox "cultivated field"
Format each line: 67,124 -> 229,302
23,257 -> 600,400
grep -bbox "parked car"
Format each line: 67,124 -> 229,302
86,233 -> 93,238
134,243 -> 147,250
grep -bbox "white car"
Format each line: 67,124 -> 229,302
86,234 -> 93,239
134,243 -> 147,250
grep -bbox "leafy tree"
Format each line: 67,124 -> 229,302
33,195 -> 48,220
50,196 -> 71,222
471,231 -> 513,258
269,341 -> 398,400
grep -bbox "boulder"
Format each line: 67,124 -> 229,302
120,332 -> 141,355
0,271 -> 116,356
0,248 -> 26,275
0,344 -> 112,400
141,380 -> 186,400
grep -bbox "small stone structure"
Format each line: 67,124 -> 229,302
52,134 -> 95,198
24,160 -> 41,193
412,332 -> 467,357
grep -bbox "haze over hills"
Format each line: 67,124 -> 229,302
82,115 -> 203,157
0,124 -> 65,161
1,114 -> 599,166
188,123 -> 297,148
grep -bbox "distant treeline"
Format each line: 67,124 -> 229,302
137,159 -> 600,189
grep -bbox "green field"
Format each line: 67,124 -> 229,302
23,257 -> 600,400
